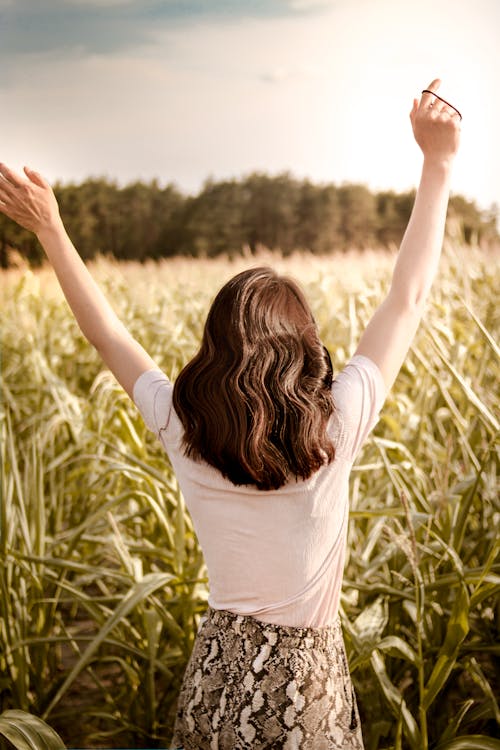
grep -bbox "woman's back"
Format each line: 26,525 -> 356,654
134,354 -> 386,627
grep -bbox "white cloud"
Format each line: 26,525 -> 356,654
289,0 -> 337,8
64,0 -> 135,5
260,62 -> 323,83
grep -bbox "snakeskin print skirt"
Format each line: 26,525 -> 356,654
170,606 -> 364,749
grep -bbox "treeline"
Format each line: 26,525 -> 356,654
1,172 -> 498,266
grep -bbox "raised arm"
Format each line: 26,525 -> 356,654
355,78 -> 461,391
0,164 -> 158,397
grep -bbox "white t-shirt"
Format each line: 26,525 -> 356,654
133,354 -> 386,628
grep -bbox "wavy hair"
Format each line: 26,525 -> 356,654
173,267 -> 335,490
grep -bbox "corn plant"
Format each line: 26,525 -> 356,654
0,245 -> 498,748
0,709 -> 66,750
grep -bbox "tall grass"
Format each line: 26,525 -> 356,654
0,244 -> 499,749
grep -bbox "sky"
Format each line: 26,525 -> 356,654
1,0 -> 499,211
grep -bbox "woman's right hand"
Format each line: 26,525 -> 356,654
0,164 -> 62,237
409,78 -> 461,167
1,162 -> 158,400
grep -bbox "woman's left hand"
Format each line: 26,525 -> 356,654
409,79 -> 461,168
0,163 -> 62,236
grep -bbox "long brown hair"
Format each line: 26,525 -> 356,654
173,267 -> 335,490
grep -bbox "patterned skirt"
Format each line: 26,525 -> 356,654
170,606 -> 364,750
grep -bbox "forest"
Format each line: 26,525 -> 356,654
0,172 -> 498,266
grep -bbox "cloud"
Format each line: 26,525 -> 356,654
289,0 -> 335,8
260,63 -> 323,83
63,0 -> 136,5
1,3 -> 155,58
0,0 -> 335,58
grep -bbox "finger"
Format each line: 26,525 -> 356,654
0,196 -> 20,222
425,77 -> 441,92
430,99 -> 447,114
24,166 -> 50,189
420,78 -> 441,107
0,173 -> 19,199
410,98 -> 418,120
0,163 -> 25,188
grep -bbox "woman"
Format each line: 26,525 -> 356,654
0,79 -> 460,749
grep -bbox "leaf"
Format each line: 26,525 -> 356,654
376,635 -> 417,664
460,297 -> 500,360
352,596 -> 388,646
423,582 -> 470,710
0,710 -> 66,750
370,649 -> 421,750
426,327 -> 499,432
436,699 -> 474,745
42,572 -> 174,719
451,442 -> 497,555
434,735 -> 500,750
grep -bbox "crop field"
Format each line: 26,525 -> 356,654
0,243 -> 499,749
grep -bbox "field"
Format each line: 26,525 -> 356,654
1,243 -> 499,750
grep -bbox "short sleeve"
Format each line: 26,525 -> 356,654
132,369 -> 173,437
331,354 -> 386,460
